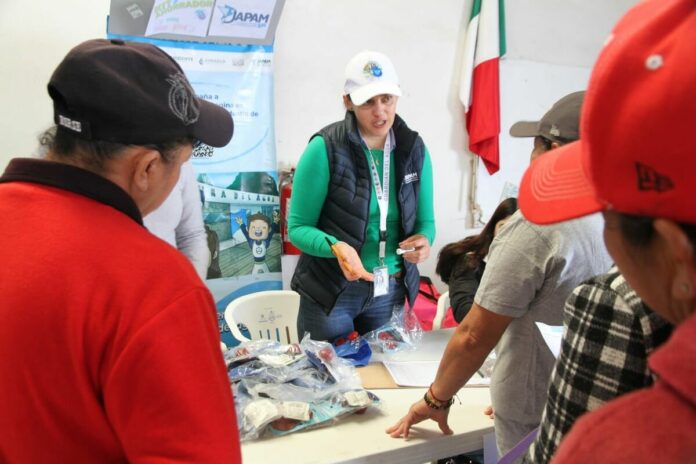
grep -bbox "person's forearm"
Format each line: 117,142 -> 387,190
288,225 -> 334,257
430,328 -> 493,400
430,303 -> 511,401
413,222 -> 435,245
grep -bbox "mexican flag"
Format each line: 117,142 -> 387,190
460,0 -> 506,175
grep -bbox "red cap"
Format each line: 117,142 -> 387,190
519,0 -> 696,225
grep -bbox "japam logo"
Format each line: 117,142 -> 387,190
166,72 -> 200,126
218,4 -> 271,27
362,61 -> 383,79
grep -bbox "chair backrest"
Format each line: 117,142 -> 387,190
224,290 -> 301,344
432,290 -> 450,330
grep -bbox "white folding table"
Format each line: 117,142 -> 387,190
241,329 -> 495,464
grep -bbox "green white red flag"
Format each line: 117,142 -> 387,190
460,0 -> 506,175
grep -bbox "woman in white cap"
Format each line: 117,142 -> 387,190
288,50 -> 435,342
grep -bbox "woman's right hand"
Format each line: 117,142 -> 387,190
332,242 -> 373,281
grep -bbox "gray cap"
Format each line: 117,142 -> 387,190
509,91 -> 585,144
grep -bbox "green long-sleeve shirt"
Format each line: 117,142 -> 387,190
288,136 -> 436,275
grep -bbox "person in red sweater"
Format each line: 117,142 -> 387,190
518,0 -> 696,461
0,39 -> 241,463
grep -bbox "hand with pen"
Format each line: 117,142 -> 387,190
325,238 -> 374,282
398,234 -> 430,264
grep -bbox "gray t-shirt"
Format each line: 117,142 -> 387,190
475,210 -> 612,455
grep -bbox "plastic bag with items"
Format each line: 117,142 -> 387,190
224,335 -> 380,441
332,331 -> 372,367
364,305 -> 423,353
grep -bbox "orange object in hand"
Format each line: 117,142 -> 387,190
325,237 -> 356,276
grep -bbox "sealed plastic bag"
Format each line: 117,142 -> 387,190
332,331 -> 372,366
365,305 -> 423,353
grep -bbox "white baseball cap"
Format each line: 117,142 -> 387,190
343,50 -> 402,105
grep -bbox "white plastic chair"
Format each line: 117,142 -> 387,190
224,290 -> 301,344
432,290 -> 450,330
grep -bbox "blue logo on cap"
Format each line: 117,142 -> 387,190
363,61 -> 383,79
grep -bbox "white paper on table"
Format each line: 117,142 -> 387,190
536,322 -> 564,358
383,360 -> 489,388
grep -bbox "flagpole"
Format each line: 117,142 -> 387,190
467,155 -> 483,229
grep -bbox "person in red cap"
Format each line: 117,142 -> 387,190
0,39 -> 241,462
517,0 -> 696,461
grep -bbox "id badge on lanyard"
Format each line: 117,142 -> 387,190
365,133 -> 392,298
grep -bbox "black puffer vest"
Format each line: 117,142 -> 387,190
291,111 -> 425,314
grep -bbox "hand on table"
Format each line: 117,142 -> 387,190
332,241 -> 373,282
484,405 -> 494,420
385,398 -> 452,439
398,234 -> 430,264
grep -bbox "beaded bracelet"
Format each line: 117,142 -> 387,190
423,385 -> 454,410
429,385 -> 448,402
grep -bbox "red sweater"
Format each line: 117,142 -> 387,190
552,311 -> 696,463
0,159 -> 241,463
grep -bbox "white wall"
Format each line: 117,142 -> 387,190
0,1 -> 112,159
0,0 -> 638,289
272,0 -> 637,288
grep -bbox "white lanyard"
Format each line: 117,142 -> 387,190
361,130 -> 394,265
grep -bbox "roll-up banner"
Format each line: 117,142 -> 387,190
109,0 -> 285,347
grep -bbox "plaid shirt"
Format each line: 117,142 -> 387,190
524,266 -> 672,463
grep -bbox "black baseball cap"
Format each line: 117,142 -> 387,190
48,38 -> 233,147
509,91 -> 585,144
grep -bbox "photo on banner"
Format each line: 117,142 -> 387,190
107,32 -> 281,347
198,170 -> 281,280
